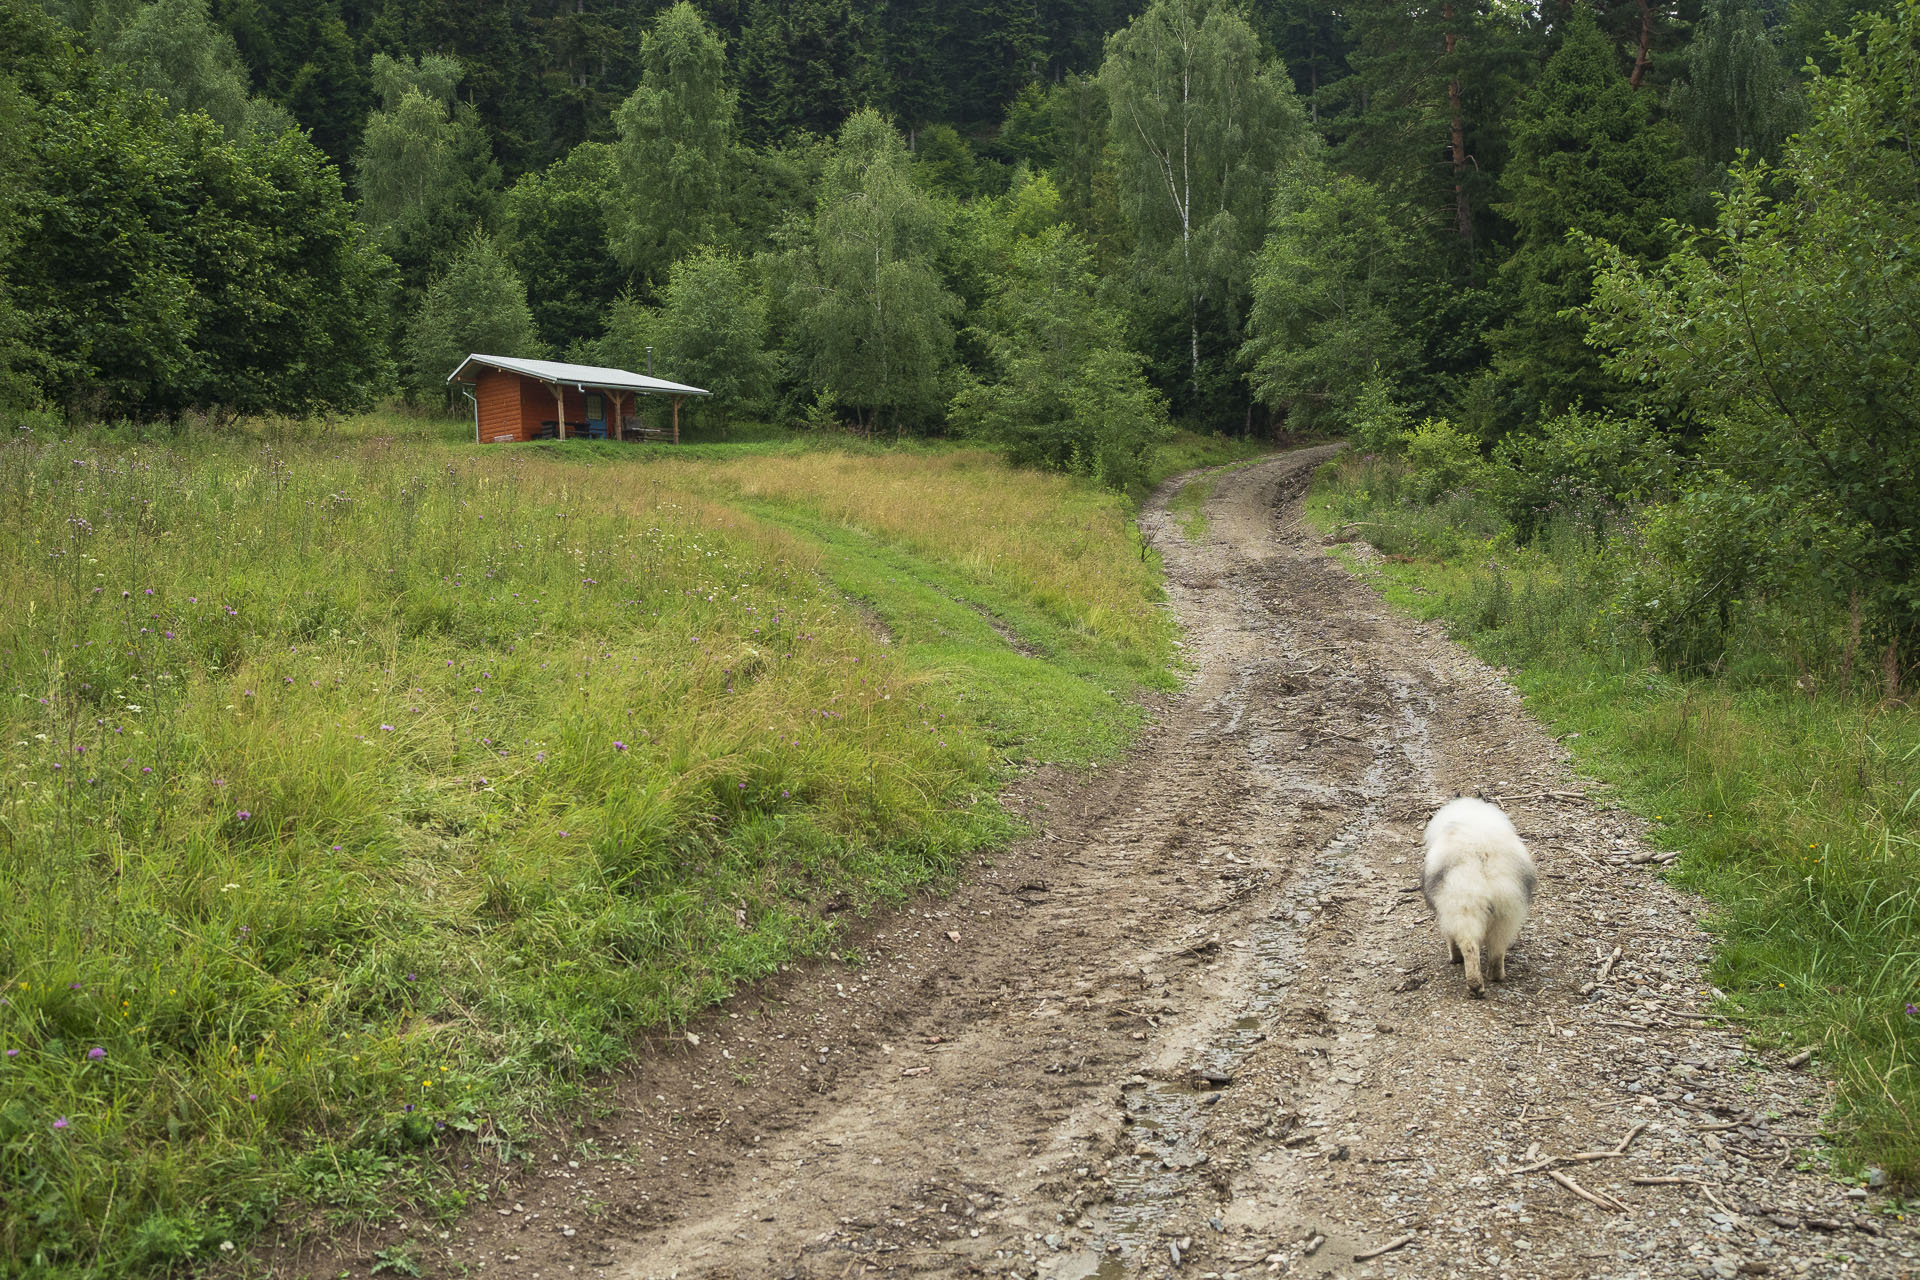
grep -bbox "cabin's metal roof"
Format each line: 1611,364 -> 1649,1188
447,353 -> 709,396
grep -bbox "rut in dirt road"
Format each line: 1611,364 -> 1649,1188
407,448 -> 1918,1280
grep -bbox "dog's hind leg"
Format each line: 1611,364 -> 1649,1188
1488,943 -> 1507,983
1460,937 -> 1486,998
1448,939 -> 1463,965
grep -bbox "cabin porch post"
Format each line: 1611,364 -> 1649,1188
551,383 -> 567,439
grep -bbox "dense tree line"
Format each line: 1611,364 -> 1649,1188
2,0 -> 1915,661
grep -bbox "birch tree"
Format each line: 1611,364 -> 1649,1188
785,110 -> 957,432
1098,0 -> 1305,414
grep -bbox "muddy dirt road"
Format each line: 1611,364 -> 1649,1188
375,448 -> 1915,1280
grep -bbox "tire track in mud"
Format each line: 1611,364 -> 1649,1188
328,447 -> 1918,1280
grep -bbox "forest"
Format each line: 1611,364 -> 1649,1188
1,0 -> 1906,683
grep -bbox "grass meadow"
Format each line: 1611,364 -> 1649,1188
0,416 -> 1222,1275
1310,451 -> 1920,1189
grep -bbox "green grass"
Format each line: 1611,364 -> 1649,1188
1168,476 -> 1215,541
0,424 -> 1179,1276
1140,429 -> 1286,494
1308,451 -> 1920,1188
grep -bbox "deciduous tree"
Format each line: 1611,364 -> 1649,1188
782,110 -> 958,432
1099,0 -> 1307,417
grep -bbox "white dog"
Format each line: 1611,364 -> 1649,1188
1422,797 -> 1536,998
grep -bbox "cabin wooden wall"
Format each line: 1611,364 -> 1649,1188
474,373 -> 636,443
476,371 -> 526,442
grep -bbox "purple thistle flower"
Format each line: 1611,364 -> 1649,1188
86,1047 -> 104,1060
613,741 -> 627,752
1908,1003 -> 1919,1017
380,724 -> 394,732
52,1116 -> 69,1130
247,1093 -> 258,1101
4,1048 -> 16,1058
236,810 -> 251,821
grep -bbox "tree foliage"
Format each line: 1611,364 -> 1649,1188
405,228 -> 541,404
354,53 -> 499,302
502,141 -> 623,352
952,224 -> 1168,488
652,246 -> 775,425
780,110 -> 958,432
1489,4 -> 1690,416
609,3 -> 738,288
1588,0 -> 1920,657
0,5 -> 391,419
98,0 -> 290,139
1099,0 -> 1307,416
1671,0 -> 1805,171
1244,157 -> 1417,432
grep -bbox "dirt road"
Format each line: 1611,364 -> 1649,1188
370,448 -> 1915,1279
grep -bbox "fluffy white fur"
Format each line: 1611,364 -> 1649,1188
1422,797 -> 1536,998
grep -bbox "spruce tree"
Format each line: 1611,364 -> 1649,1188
609,3 -> 737,290
1489,3 -> 1690,417
406,228 -> 542,404
737,0 -> 886,143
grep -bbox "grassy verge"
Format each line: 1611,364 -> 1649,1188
0,426 -> 1176,1275
1309,451 -> 1920,1187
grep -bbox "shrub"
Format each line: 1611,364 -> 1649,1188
1490,409 -> 1673,542
1400,416 -> 1487,502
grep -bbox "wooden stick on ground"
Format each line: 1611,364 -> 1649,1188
1579,945 -> 1624,995
1701,1185 -> 1743,1220
1631,1176 -> 1711,1186
1353,1235 -> 1416,1262
1549,1169 -> 1628,1212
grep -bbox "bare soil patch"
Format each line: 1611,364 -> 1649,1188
271,447 -> 1917,1280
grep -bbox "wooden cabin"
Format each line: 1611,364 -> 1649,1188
447,354 -> 710,444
